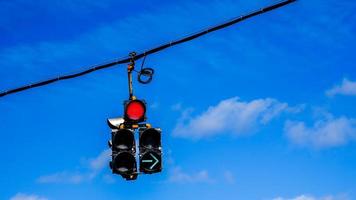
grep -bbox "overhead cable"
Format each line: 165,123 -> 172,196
0,0 -> 296,98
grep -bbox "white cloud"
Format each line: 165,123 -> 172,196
272,194 -> 349,200
102,174 -> 116,184
168,167 -> 213,183
0,0 -> 251,82
285,115 -> 356,148
10,193 -> 47,200
173,97 -> 299,139
88,149 -> 111,172
171,103 -> 183,111
37,171 -> 89,184
326,78 -> 356,97
150,102 -> 159,109
37,149 -> 111,184
223,170 -> 235,184
273,195 -> 314,200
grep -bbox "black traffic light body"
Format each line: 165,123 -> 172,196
110,128 -> 138,180
107,98 -> 163,180
139,128 -> 162,174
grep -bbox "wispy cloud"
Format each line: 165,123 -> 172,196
172,97 -> 301,139
88,149 -> 111,171
272,194 -> 349,200
10,193 -> 48,200
0,0 -> 283,87
37,171 -> 90,184
285,112 -> 356,148
168,167 -> 213,184
37,149 -> 111,184
0,0 -> 124,30
223,170 -> 236,184
0,0 -> 226,76
326,78 -> 356,97
171,103 -> 183,111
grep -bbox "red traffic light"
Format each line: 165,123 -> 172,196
125,100 -> 146,122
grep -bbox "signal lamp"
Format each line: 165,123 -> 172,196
112,129 -> 135,151
109,128 -> 138,180
124,100 -> 146,122
139,128 -> 162,174
139,128 -> 161,149
113,152 -> 137,173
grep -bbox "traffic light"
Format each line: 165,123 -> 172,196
139,128 -> 162,174
106,51 -> 164,180
107,98 -> 163,180
124,99 -> 146,123
108,118 -> 138,180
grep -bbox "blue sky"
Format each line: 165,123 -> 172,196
0,0 -> 356,200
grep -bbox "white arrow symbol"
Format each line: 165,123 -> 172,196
142,153 -> 159,170
149,153 -> 159,170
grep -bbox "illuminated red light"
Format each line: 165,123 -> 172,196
125,100 -> 146,121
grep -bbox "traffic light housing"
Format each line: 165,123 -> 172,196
110,128 -> 138,180
107,98 -> 163,180
139,128 -> 162,174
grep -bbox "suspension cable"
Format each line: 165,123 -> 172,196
0,0 -> 296,98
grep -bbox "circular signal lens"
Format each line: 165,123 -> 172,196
113,129 -> 134,150
114,152 -> 136,173
140,128 -> 161,149
126,100 -> 146,121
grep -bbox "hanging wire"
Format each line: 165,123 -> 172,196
137,55 -> 154,84
0,0 -> 296,98
140,55 -> 147,71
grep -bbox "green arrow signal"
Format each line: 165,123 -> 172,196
142,153 -> 159,170
149,153 -> 159,169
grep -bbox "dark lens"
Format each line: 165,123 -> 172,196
113,129 -> 134,150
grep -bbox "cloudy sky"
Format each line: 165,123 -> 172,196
0,0 -> 355,199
